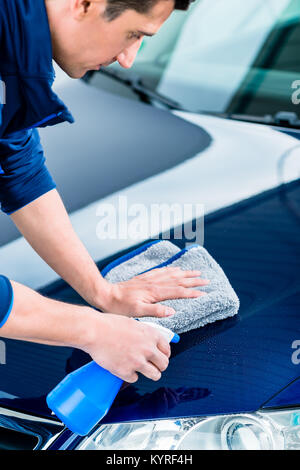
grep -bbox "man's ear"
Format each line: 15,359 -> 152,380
70,0 -> 106,21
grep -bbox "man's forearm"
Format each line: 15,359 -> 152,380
10,189 -> 111,310
0,280 -> 98,349
0,279 -> 173,384
10,189 -> 208,320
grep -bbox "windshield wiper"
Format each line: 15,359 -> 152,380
200,110 -> 300,130
82,70 -> 300,129
82,68 -> 184,111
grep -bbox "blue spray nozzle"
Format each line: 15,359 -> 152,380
171,333 -> 180,343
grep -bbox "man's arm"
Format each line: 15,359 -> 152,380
0,128 -> 208,318
11,189 -> 209,318
10,188 -> 112,311
0,280 -> 171,383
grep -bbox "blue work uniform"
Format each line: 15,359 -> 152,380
0,0 -> 75,326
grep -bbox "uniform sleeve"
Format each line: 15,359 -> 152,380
0,275 -> 13,328
0,127 -> 56,215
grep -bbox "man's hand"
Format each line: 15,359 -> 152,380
11,190 -> 209,319
83,314 -> 171,383
0,281 -> 171,384
98,266 -> 210,318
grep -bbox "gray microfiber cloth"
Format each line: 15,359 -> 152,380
102,240 -> 240,334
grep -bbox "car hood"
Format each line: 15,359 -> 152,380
0,79 -> 299,424
1,78 -> 299,288
0,179 -> 299,425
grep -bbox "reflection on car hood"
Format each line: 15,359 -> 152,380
0,180 -> 299,423
0,79 -> 299,290
0,79 -> 300,289
0,79 -> 299,423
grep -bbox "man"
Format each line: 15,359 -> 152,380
0,0 -> 207,385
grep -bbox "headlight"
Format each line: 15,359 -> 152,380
76,409 -> 300,450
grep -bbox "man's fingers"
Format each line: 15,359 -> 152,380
142,267 -> 202,280
148,348 -> 169,372
156,278 -> 210,289
137,302 -> 176,318
157,338 -> 171,359
138,267 -> 209,288
156,286 -> 207,301
141,266 -> 181,277
135,284 -> 207,317
177,278 -> 210,288
180,269 -> 204,278
138,362 -> 162,381
124,371 -> 139,383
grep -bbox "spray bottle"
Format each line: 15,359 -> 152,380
46,321 -> 180,436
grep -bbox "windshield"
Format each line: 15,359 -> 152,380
104,0 -> 300,117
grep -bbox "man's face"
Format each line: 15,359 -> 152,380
46,0 -> 175,78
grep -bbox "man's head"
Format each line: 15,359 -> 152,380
45,0 -> 195,78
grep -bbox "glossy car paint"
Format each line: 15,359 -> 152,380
0,77 -> 299,447
0,79 -> 299,289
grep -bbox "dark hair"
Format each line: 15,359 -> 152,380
104,0 -> 195,21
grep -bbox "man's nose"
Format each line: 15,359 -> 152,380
117,39 -> 143,69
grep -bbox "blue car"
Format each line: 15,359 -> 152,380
0,0 -> 299,450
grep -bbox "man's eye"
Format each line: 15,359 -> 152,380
128,32 -> 142,40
